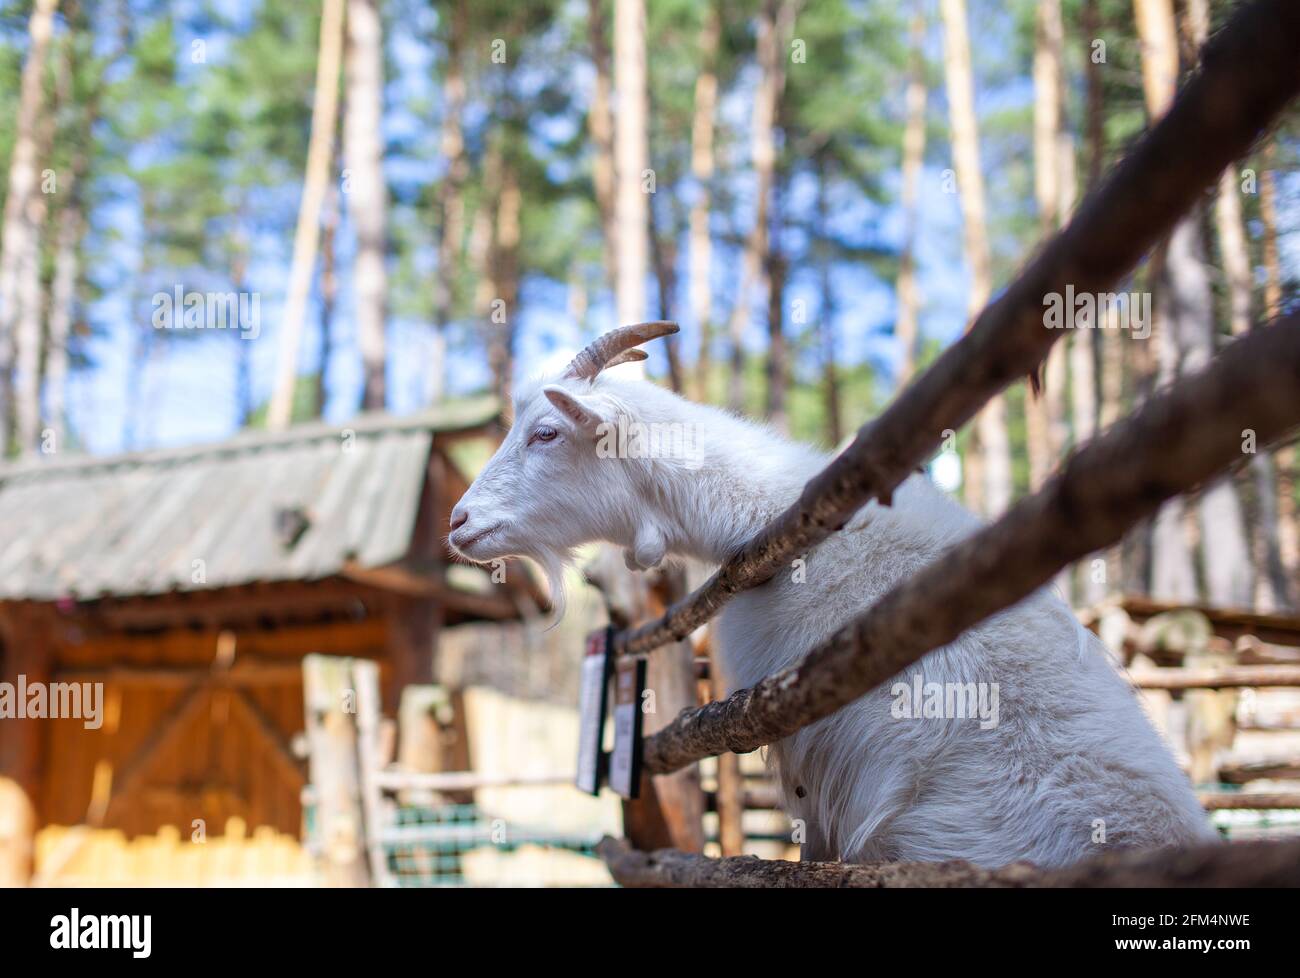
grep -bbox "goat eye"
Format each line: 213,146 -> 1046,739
529,425 -> 558,445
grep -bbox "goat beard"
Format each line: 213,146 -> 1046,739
531,545 -> 575,627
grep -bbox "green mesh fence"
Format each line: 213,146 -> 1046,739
1202,783 -> 1300,841
380,804 -> 606,887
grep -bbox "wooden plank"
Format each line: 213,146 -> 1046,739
55,660 -> 306,688
56,617 -> 389,668
100,684 -> 208,826
80,578 -> 393,632
230,691 -> 307,791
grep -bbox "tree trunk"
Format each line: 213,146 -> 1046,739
345,0 -> 389,413
1081,0 -> 1124,602
726,0 -> 798,413
268,0 -> 345,429
1187,0 -> 1288,611
648,196 -> 684,392
315,159 -> 340,418
471,141 -> 501,389
1086,0 -> 1122,428
1025,0 -> 1067,493
940,0 -> 1011,516
690,4 -> 720,400
45,201 -> 79,451
815,154 -> 841,446
765,168 -> 788,433
588,0 -> 618,296
1260,145 -> 1297,604
489,157 -> 520,402
614,0 -> 650,333
1172,0 -> 1254,608
429,0 -> 468,407
1136,0 -> 1250,604
0,0 -> 58,453
231,222 -> 254,427
894,2 -> 927,389
44,27 -> 96,453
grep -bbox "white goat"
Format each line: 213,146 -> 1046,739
449,322 -> 1215,867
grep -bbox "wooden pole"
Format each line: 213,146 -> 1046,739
642,314 -> 1300,775
614,0 -> 1300,659
302,655 -> 371,886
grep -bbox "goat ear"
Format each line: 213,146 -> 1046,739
543,385 -> 607,434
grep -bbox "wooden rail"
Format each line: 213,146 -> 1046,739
372,770 -> 575,792
1199,792 -> 1300,811
613,0 -> 1300,658
1130,665 -> 1300,690
598,836 -> 1300,888
642,316 -> 1300,774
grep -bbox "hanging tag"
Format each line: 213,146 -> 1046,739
575,627 -> 614,796
609,656 -> 646,799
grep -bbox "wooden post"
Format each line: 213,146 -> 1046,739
383,599 -> 440,715
0,603 -> 50,886
351,658 -> 392,887
710,636 -> 745,857
622,569 -> 706,853
302,654 -> 370,887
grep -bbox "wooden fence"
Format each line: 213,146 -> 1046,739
598,0 -> 1300,887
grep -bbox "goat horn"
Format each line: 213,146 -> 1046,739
562,321 -> 679,380
603,349 -> 648,369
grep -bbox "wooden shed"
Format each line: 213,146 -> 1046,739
0,400 -> 542,884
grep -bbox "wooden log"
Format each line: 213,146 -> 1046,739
614,0 -> 1300,659
1218,758 -> 1300,784
1198,791 -> 1300,810
1130,665 -> 1300,689
597,835 -> 1300,888
642,315 -> 1300,774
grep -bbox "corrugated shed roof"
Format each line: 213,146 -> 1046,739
0,399 -> 499,601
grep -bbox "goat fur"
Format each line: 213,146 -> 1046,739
450,371 -> 1215,867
